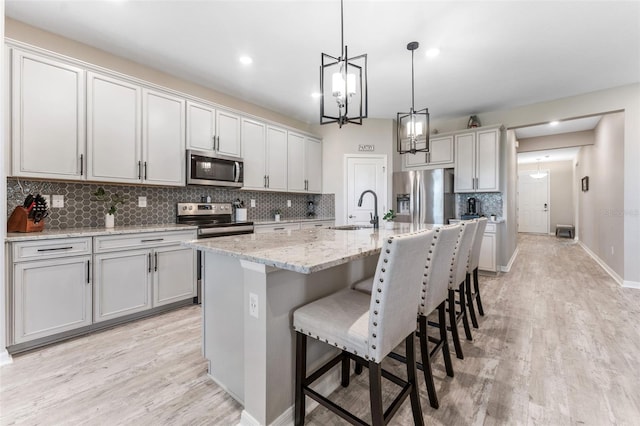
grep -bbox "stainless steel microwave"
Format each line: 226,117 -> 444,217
186,149 -> 244,187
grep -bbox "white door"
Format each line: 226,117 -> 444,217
87,72 -> 141,183
186,101 -> 216,151
153,246 -> 196,307
518,170 -> 550,233
346,156 -> 387,226
142,89 -> 185,186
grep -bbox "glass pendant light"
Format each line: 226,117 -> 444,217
320,0 -> 368,127
397,41 -> 430,154
530,158 -> 548,179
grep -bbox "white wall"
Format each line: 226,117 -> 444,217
576,112 -> 625,280
314,119 -> 395,225
502,130 -> 518,269
518,130 -> 594,152
432,83 -> 640,285
518,160 -> 575,234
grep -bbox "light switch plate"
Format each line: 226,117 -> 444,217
138,196 -> 147,207
287,200 -> 291,207
250,199 -> 256,208
52,195 -> 64,208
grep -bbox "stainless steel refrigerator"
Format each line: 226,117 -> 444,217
393,169 -> 455,225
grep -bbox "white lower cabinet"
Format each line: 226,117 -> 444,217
153,246 -> 196,307
93,249 -> 152,322
13,255 -> 92,344
478,223 -> 498,272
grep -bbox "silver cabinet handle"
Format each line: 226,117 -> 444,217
154,252 -> 158,272
234,161 -> 240,183
86,260 -> 91,284
144,162 -> 148,180
80,154 -> 84,176
37,246 -> 73,252
141,238 -> 164,243
148,253 -> 152,273
264,175 -> 267,188
267,175 -> 270,188
348,215 -> 355,218
138,161 -> 142,180
274,227 -> 285,230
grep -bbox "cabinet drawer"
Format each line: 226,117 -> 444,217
254,223 -> 301,233
12,237 -> 92,262
300,220 -> 335,229
485,223 -> 496,233
94,230 -> 197,252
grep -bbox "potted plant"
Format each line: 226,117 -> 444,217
382,209 -> 396,229
274,208 -> 282,222
92,187 -> 127,228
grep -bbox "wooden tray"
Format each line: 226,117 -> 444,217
7,207 -> 45,233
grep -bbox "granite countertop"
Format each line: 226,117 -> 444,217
5,224 -> 198,242
253,217 -> 335,225
184,222 -> 433,275
450,218 -> 505,224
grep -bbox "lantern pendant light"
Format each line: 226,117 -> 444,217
397,41 -> 430,154
320,0 -> 368,127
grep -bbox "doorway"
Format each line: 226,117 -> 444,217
517,169 -> 550,234
345,155 -> 387,226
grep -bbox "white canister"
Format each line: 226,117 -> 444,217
105,213 -> 115,228
235,208 -> 247,222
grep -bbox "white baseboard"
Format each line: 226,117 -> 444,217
0,350 -> 12,366
578,241 -> 624,287
500,246 -> 519,273
238,359 -> 342,426
623,280 -> 640,289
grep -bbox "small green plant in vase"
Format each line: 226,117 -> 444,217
92,187 -> 127,228
274,208 -> 282,222
383,209 -> 396,229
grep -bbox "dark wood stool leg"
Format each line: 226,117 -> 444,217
406,333 -> 425,425
448,289 -> 464,359
354,361 -> 363,375
459,281 -> 473,341
418,315 -> 438,409
474,268 -> 485,316
466,273 -> 479,329
438,302 -> 454,377
341,351 -> 350,387
294,333 -> 307,426
369,361 -> 384,426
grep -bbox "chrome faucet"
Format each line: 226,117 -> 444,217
357,190 -> 379,229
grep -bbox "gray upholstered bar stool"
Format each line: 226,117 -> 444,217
351,224 -> 461,410
293,230 -> 435,426
448,220 -> 478,360
466,217 -> 488,328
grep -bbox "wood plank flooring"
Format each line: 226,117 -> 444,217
2,234 -> 640,425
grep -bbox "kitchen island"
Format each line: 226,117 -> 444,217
183,223 -> 433,426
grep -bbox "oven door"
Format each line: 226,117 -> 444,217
187,149 -> 243,187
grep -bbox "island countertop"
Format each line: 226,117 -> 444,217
183,223 -> 435,274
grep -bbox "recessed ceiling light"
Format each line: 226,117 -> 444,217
425,48 -> 440,58
239,56 -> 253,65
549,120 -> 559,126
311,92 -> 322,99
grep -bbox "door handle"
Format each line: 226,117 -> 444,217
267,175 -> 270,188
86,260 -> 91,284
148,253 -> 152,273
144,162 -> 148,180
154,252 -> 158,272
80,154 -> 84,176
138,161 -> 142,179
234,162 -> 240,182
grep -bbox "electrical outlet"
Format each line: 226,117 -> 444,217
138,196 -> 147,207
287,200 -> 291,207
52,195 -> 64,208
249,293 -> 259,318
250,199 -> 256,208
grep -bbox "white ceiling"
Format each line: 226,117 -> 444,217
5,1 -> 640,125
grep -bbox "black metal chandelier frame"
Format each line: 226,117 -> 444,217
397,41 -> 430,154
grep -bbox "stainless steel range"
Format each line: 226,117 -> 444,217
176,202 -> 254,303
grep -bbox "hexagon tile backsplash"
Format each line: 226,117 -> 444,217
7,178 -> 335,229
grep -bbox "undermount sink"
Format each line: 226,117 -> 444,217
329,225 -> 373,230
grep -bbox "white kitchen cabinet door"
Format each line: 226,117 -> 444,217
13,256 -> 92,344
186,101 -> 216,151
287,132 -> 306,192
475,128 -> 500,192
454,132 -> 476,192
478,232 -> 497,272
403,140 -> 429,168
11,50 -> 85,180
428,135 -> 455,165
216,110 -> 241,157
241,118 -> 267,190
266,126 -> 288,191
305,137 -> 322,193
93,249 -> 152,322
142,89 -> 185,186
153,246 -> 196,307
87,72 -> 142,183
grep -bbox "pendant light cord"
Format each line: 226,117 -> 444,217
340,0 -> 345,60
411,47 -> 415,113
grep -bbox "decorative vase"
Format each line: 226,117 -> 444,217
274,214 -> 281,222
105,213 -> 115,228
384,221 -> 395,229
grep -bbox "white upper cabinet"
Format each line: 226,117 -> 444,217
142,89 -> 186,186
186,101 -> 216,152
266,126 -> 288,191
216,110 -> 241,157
11,50 -> 86,180
288,132 -> 322,193
454,127 -> 500,193
87,72 -> 142,183
241,118 -> 267,190
404,135 -> 454,169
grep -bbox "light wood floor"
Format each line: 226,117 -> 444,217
2,235 -> 640,425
